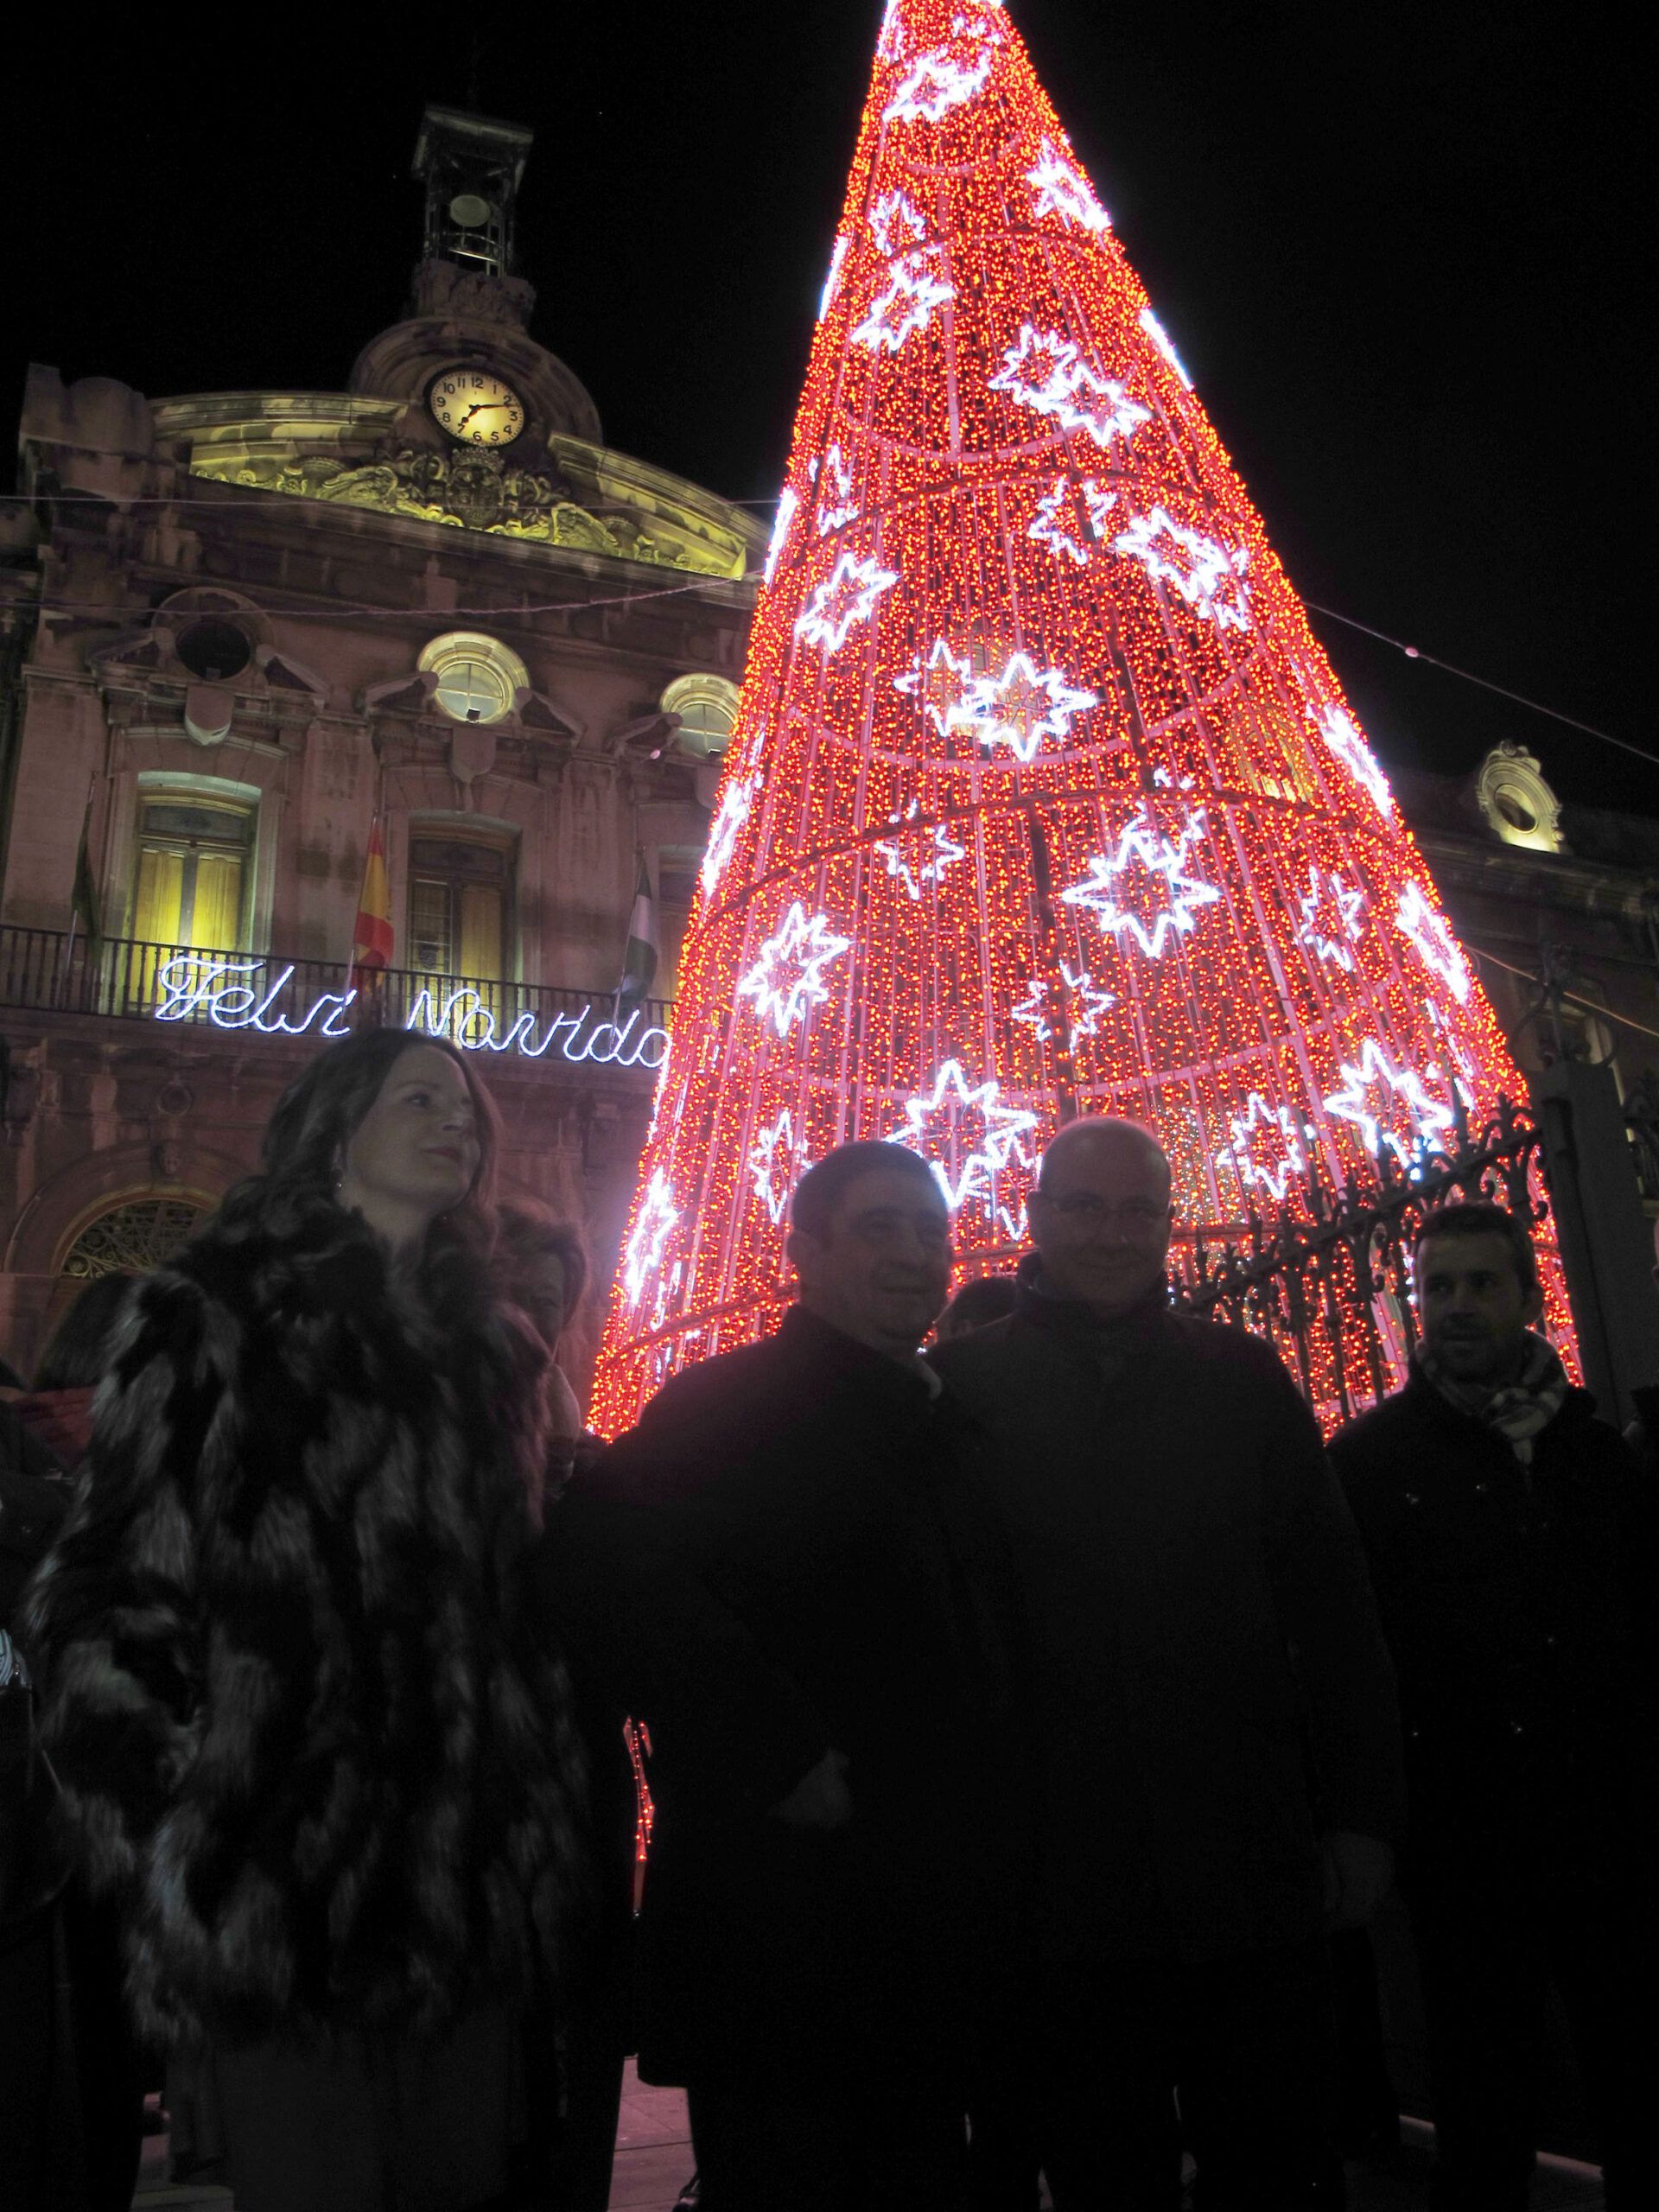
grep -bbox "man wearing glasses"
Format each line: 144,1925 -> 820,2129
931,1116 -> 1404,2211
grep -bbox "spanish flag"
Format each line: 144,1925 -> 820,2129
350,816 -> 394,993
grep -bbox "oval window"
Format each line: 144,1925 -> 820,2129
1495,790 -> 1537,832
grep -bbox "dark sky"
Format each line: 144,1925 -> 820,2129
10,2 -> 1652,809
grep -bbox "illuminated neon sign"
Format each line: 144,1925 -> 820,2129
152,957 -> 671,1070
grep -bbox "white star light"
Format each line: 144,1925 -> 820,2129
1318,707 -> 1394,818
1397,881 -> 1472,1003
1060,805 -> 1220,959
1026,138 -> 1110,232
947,652 -> 1098,763
623,1168 -> 678,1304
884,47 -> 992,124
1010,962 -> 1116,1043
818,235 -> 850,323
701,773 -> 758,898
894,637 -> 976,734
1028,475 -> 1118,565
1112,508 -> 1252,632
853,257 -> 955,354
1217,1093 -> 1309,1205
810,445 -> 860,535
748,1109 -> 804,1226
873,801 -> 968,901
793,553 -> 899,654
989,325 -> 1151,452
764,486 -> 798,587
1297,866 -> 1366,972
877,0 -> 907,61
870,188 -> 927,257
887,1059 -> 1039,1219
1139,306 -> 1193,389
1324,1039 -> 1455,1166
736,903 -> 853,1037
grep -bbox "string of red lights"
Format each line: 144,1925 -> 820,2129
589,0 -> 1574,1435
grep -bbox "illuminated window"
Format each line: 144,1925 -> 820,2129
662,673 -> 741,759
130,796 -> 252,950
417,632 -> 530,726
408,831 -> 514,987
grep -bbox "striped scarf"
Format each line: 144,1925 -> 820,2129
1421,1330 -> 1569,1465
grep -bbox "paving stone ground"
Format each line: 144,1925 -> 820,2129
130,2072 -> 1605,2211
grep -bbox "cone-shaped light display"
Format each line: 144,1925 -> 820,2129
592,0 -> 1570,1433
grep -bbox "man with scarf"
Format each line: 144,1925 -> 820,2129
1330,1202 -> 1656,2210
930,1116 -> 1403,2211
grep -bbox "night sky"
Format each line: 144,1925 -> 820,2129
9,1 -> 1651,810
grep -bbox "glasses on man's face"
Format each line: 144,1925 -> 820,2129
1039,1193 -> 1170,1232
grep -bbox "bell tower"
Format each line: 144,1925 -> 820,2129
409,105 -> 536,328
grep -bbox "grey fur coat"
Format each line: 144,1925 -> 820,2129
22,1204 -> 588,2050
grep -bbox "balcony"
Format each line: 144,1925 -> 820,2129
0,926 -> 673,1078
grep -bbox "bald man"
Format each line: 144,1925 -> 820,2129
931,1117 -> 1404,2212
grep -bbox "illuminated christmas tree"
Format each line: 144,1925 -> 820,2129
591,0 -> 1569,1433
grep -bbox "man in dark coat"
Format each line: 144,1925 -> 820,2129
536,1141 -> 1026,2212
1329,1201 -> 1657,2211
929,1116 -> 1404,2211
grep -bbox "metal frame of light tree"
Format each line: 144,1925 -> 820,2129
591,0 -> 1573,1434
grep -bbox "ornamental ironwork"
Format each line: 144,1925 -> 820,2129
60,1198 -> 205,1281
1170,1094 -> 1551,1431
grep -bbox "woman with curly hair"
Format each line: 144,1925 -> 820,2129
22,1030 -> 589,2212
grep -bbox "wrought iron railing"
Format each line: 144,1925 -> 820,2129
1170,1095 -> 1551,1429
0,925 -> 673,1074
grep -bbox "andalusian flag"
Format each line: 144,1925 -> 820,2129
617,853 -> 659,1005
350,816 -> 395,994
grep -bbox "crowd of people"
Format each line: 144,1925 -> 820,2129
0,1027 -> 1652,2212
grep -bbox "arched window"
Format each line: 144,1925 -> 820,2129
418,632 -> 530,725
662,673 -> 741,759
60,1196 -> 206,1281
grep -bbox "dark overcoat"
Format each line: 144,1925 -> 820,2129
535,1304 -> 1027,2093
929,1275 -> 1405,1964
1329,1360 -> 1657,1869
21,1205 -> 588,2052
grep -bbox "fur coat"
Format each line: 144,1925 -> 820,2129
22,1204 -> 588,2051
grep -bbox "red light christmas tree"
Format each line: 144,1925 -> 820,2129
591,0 -> 1572,1433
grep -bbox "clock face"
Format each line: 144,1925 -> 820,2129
428,367 -> 526,448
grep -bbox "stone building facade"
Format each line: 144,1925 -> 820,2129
0,107 -> 761,1393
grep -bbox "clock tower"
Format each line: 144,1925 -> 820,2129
410,105 -> 536,325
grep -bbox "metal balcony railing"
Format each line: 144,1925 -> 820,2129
0,926 -> 673,1075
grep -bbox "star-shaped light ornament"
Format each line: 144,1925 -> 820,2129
1296,867 -> 1366,972
793,553 -> 900,655
1396,881 -> 1472,1003
810,445 -> 860,536
1028,476 -> 1118,566
869,188 -> 927,257
894,638 -> 977,735
1060,805 -> 1220,959
748,1109 -> 804,1226
852,257 -> 955,355
872,802 -> 968,902
1026,137 -> 1110,232
735,902 -> 853,1037
1318,707 -> 1395,818
1217,1093 -> 1310,1206
887,1058 -> 1039,1220
1323,1039 -> 1456,1166
622,1168 -> 679,1305
884,45 -> 993,124
1112,509 -> 1252,632
946,652 -> 1098,763
701,773 -> 758,899
989,325 -> 1151,453
1010,963 -> 1116,1044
